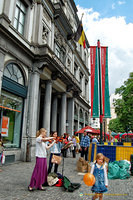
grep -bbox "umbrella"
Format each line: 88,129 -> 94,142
111,132 -> 118,136
119,133 -> 126,137
121,133 -> 133,138
75,126 -> 100,135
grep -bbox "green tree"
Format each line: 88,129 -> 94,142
113,72 -> 133,132
108,118 -> 125,132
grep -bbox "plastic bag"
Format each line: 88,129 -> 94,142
108,162 -> 120,179
108,160 -> 130,179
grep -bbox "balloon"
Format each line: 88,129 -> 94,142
83,173 -> 95,186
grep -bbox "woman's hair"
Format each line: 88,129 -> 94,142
96,153 -> 105,164
50,131 -> 57,137
36,128 -> 46,137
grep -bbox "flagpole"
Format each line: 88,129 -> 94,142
97,40 -> 103,144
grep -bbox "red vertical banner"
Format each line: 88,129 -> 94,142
90,46 -> 99,118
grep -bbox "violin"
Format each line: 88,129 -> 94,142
46,136 -> 64,143
55,136 -> 64,143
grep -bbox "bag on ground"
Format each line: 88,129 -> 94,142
63,176 -> 81,192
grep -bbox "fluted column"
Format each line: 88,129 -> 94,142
51,95 -> 58,131
77,105 -> 80,130
60,93 -> 66,135
67,98 -> 74,136
42,80 -> 52,136
0,51 -> 5,96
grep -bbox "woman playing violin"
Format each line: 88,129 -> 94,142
48,131 -> 63,174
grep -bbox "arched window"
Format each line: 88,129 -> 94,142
1,62 -> 27,148
4,63 -> 24,85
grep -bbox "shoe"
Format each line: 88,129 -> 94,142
28,186 -> 33,191
39,187 -> 46,191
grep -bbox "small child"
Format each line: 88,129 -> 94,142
90,153 -> 108,200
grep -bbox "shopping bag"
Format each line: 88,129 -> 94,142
51,154 -> 62,165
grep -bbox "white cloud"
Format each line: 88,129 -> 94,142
76,5 -> 133,94
118,1 -> 125,5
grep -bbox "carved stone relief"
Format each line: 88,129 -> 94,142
42,26 -> 49,44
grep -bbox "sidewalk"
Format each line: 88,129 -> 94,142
0,153 -> 133,200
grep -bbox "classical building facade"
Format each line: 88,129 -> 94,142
0,0 -> 90,162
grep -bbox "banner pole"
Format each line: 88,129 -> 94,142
97,40 -> 103,144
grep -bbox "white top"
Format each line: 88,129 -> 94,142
90,163 -> 108,186
35,136 -> 48,158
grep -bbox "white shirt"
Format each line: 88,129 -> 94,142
35,136 -> 47,158
90,163 -> 108,186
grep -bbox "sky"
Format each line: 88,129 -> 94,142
74,0 -> 133,95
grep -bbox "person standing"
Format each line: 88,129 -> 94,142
28,128 -> 55,191
71,135 -> 76,158
80,131 -> 90,161
90,153 -> 108,200
74,133 -> 80,153
48,131 -> 63,174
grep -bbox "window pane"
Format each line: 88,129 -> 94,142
16,0 -> 21,7
11,75 -> 17,82
18,23 -> 24,34
7,64 -> 13,75
18,77 -> 24,85
4,68 -> 11,78
19,12 -> 25,25
0,90 -> 23,148
14,18 -> 18,29
15,7 -> 19,19
20,3 -> 26,13
13,64 -> 18,75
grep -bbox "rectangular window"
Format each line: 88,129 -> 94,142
55,43 -> 65,63
0,90 -> 23,148
14,0 -> 26,35
55,43 -> 61,58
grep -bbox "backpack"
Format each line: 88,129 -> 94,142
63,176 -> 81,192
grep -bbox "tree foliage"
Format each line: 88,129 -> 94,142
112,72 -> 133,132
108,118 -> 125,133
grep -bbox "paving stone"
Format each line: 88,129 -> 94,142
0,154 -> 133,200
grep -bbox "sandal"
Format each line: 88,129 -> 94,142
28,186 -> 33,191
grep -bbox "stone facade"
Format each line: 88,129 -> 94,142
0,0 -> 90,162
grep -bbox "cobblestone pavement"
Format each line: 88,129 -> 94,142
0,153 -> 133,200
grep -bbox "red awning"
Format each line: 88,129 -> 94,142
75,126 -> 100,135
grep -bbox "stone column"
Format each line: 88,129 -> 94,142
42,80 -> 52,136
83,110 -> 85,127
27,69 -> 40,160
67,98 -> 74,136
60,93 -> 66,135
51,95 -> 58,131
77,105 -> 80,131
0,50 -> 5,96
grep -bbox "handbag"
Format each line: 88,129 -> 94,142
51,154 -> 62,165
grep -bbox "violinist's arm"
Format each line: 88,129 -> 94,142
41,137 -> 54,142
46,140 -> 55,149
